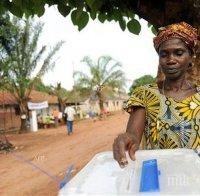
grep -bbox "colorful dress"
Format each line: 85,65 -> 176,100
124,83 -> 200,149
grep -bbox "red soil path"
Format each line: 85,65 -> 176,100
0,112 -> 129,196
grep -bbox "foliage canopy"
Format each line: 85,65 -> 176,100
129,75 -> 155,95
1,1 -> 200,36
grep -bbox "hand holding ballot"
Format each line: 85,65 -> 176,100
113,132 -> 139,168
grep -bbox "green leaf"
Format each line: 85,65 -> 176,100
12,0 -> 22,6
71,9 -> 78,25
98,13 -> 106,23
68,0 -> 77,8
127,11 -> 135,18
85,0 -> 95,8
86,0 -> 103,11
119,18 -> 126,31
90,10 -> 96,20
127,19 -> 141,35
57,4 -> 71,17
74,0 -> 84,8
45,0 -> 57,6
36,5 -> 45,17
0,4 -> 6,15
147,22 -> 152,28
0,0 -> 8,13
151,26 -> 157,35
9,3 -> 23,18
77,11 -> 89,31
33,0 -> 44,6
112,9 -> 122,22
24,0 -> 38,16
71,10 -> 89,31
106,12 -> 113,22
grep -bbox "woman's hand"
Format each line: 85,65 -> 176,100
113,107 -> 145,168
113,132 -> 139,168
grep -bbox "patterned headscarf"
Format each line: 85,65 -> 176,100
153,22 -> 198,53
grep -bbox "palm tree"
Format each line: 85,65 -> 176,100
49,82 -> 70,112
74,56 -> 125,112
1,17 -> 64,133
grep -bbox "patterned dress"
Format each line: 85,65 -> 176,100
124,83 -> 200,149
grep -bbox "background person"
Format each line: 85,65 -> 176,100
64,104 -> 76,135
52,108 -> 59,128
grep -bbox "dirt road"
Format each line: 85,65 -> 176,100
0,112 -> 129,196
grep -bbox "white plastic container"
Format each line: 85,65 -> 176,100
59,149 -> 200,195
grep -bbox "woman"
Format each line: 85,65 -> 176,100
113,22 -> 199,168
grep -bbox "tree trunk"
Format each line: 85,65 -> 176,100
19,118 -> 27,134
99,98 -> 104,112
58,98 -> 66,113
18,101 -> 28,134
97,91 -> 104,114
58,98 -> 62,112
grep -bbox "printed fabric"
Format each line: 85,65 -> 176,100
124,83 -> 200,149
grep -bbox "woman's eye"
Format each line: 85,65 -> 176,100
159,52 -> 167,58
176,50 -> 184,56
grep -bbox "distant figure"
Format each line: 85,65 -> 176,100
64,104 -> 76,135
77,106 -> 83,119
88,110 -> 96,122
52,108 -> 59,127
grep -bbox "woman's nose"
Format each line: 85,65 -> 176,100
166,55 -> 176,65
167,59 -> 176,65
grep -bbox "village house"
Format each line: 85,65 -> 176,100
0,90 -> 59,132
0,89 -> 128,132
66,93 -> 128,119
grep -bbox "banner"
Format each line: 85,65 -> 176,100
28,101 -> 48,110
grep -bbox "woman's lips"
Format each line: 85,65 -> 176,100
165,68 -> 178,74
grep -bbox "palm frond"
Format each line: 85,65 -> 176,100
81,56 -> 94,69
106,62 -> 122,74
74,56 -> 126,108
73,70 -> 90,80
35,41 -> 64,78
102,70 -> 125,86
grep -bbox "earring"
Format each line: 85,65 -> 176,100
189,62 -> 193,68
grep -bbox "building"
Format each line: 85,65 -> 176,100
0,90 -> 58,132
65,92 -> 128,119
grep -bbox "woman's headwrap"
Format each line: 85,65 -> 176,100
153,22 -> 199,53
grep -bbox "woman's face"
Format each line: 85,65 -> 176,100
158,38 -> 192,80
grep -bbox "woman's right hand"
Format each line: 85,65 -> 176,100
113,132 -> 139,168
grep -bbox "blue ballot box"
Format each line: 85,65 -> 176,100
59,149 -> 200,195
